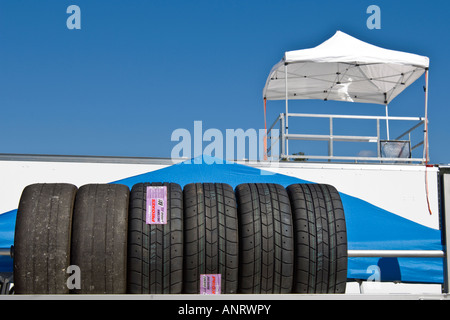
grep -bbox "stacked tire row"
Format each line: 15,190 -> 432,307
13,182 -> 347,294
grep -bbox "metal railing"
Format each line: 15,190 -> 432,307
0,247 -> 444,258
0,247 -> 12,257
266,112 -> 426,163
347,250 -> 444,258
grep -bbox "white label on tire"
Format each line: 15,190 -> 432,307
146,186 -> 167,224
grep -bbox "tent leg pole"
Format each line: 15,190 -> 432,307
424,69 -> 430,162
285,63 -> 289,158
385,104 -> 390,140
263,98 -> 268,161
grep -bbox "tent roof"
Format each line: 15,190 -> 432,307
263,31 -> 429,105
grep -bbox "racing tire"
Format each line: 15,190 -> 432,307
71,184 -> 129,294
286,184 -> 347,294
183,183 -> 239,294
127,182 -> 183,294
235,183 -> 294,294
14,183 -> 77,294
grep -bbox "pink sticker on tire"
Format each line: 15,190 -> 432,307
146,186 -> 167,224
200,274 -> 221,295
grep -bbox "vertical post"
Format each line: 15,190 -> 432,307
385,104 -> 390,140
263,98 -> 268,161
328,117 -> 333,159
285,63 -> 289,157
377,118 -> 381,158
424,69 -> 430,163
281,113 -> 285,158
442,173 -> 450,293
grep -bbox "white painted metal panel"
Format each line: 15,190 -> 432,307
248,161 -> 440,229
0,156 -> 441,233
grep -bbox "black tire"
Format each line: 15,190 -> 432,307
127,182 -> 183,294
183,183 -> 239,294
71,184 -> 129,294
286,184 -> 347,294
14,183 -> 77,294
235,183 -> 294,294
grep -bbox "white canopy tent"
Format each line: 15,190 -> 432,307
262,31 -> 430,160
263,31 -> 429,104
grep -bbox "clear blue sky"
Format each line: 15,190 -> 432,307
0,0 -> 449,163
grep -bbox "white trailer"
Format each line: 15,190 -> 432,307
0,153 -> 448,298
